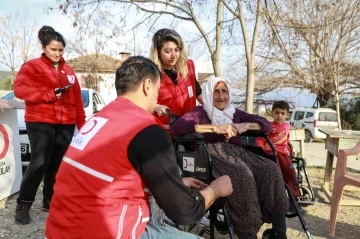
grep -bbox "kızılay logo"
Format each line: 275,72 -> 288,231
0,124 -> 9,160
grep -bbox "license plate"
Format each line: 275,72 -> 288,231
20,144 -> 31,155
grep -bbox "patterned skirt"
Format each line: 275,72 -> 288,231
202,142 -> 289,238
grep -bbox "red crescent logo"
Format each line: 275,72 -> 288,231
81,120 -> 98,135
184,158 -> 188,169
0,124 -> 10,160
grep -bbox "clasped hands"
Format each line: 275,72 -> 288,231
213,123 -> 251,139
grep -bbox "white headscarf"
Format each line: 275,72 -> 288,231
202,76 -> 236,125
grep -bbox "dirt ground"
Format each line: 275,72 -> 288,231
1,168 -> 360,238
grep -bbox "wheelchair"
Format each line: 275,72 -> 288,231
150,111 -> 313,239
288,143 -> 316,207
173,132 -> 236,239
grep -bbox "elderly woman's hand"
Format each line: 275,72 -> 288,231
183,177 -> 207,190
231,123 -> 251,134
213,124 -> 237,138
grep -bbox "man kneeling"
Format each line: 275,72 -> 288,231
45,56 -> 233,239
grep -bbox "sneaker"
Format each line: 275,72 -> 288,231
15,200 -> 32,224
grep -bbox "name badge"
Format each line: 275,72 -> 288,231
188,86 -> 194,98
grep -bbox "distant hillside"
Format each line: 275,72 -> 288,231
0,71 -> 12,81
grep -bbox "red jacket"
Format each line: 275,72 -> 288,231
14,54 -> 85,128
45,97 -> 156,239
155,59 -> 197,130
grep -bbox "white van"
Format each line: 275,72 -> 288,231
285,107 -> 339,142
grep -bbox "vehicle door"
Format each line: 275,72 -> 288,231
92,92 -> 105,114
302,111 -> 315,134
288,110 -> 306,129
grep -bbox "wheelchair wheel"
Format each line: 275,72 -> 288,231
298,185 -> 312,202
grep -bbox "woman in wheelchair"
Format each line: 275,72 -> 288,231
172,77 -> 289,239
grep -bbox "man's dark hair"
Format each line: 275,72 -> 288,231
272,100 -> 290,112
115,56 -> 162,96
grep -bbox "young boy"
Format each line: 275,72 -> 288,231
255,101 -> 301,200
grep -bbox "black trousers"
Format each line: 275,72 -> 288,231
17,122 -> 75,204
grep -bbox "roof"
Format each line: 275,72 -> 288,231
67,54 -> 122,73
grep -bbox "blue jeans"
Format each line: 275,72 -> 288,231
139,221 -> 203,239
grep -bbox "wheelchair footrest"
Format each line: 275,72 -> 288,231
297,200 -> 316,207
285,212 -> 299,218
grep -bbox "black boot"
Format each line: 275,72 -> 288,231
265,213 -> 287,239
15,200 -> 32,224
262,228 -> 287,239
41,199 -> 50,212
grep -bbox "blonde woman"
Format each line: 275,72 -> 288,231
150,28 -> 203,133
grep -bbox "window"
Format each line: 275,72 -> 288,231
294,111 -> 305,120
318,112 -> 337,122
0,92 -> 23,102
93,93 -> 101,105
81,90 -> 89,107
306,112 -> 314,118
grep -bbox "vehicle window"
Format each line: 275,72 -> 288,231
306,112 -> 314,118
286,111 -> 292,121
97,93 -> 105,104
81,90 -> 89,107
93,93 -> 101,105
318,112 -> 337,122
0,92 -> 23,102
294,111 -> 305,120
1,92 -> 15,100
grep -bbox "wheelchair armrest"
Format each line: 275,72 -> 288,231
173,133 -> 204,140
240,131 -> 268,137
19,129 -> 28,135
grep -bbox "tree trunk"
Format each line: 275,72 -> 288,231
316,91 -> 332,107
212,55 -> 221,76
245,60 -> 255,113
335,91 -> 342,130
212,0 -> 222,77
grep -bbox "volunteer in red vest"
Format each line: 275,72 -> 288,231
13,25 -> 85,225
150,28 -> 203,132
45,56 -> 233,239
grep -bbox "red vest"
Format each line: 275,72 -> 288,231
45,97 -> 158,239
155,59 -> 197,131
